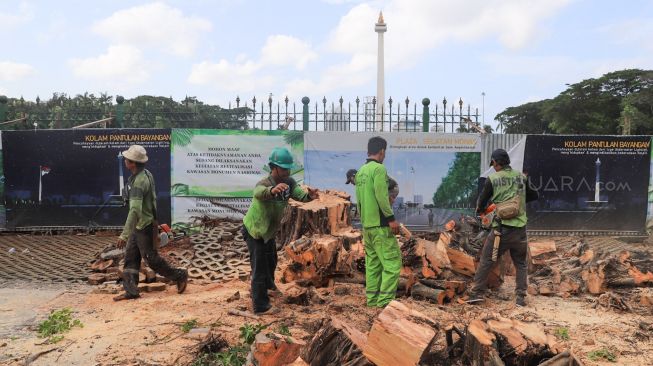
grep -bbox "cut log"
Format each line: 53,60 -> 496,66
87,273 -> 107,285
528,240 -> 557,258
277,190 -> 352,248
538,351 -> 583,366
419,237 -> 452,275
410,283 -> 449,305
463,319 -> 504,366
302,318 -> 371,366
447,247 -> 476,277
465,317 -> 556,366
282,236 -> 342,286
251,332 -> 306,366
284,285 -> 311,306
418,279 -> 466,294
363,301 -> 437,366
579,249 -> 594,265
90,259 -> 114,272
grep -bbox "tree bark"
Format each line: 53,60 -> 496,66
302,318 -> 371,366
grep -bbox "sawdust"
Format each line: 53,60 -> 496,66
0,275 -> 651,366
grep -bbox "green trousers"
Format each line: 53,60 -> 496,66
363,226 -> 401,307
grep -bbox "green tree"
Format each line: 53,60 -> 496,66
433,153 -> 481,208
495,100 -> 553,134
494,69 -> 653,134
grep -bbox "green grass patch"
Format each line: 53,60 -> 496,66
277,324 -> 291,337
37,308 -> 83,343
181,319 -> 199,333
588,348 -> 617,362
554,327 -> 570,341
239,323 -> 267,345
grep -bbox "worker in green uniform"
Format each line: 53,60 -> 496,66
114,145 -> 188,301
355,136 -> 401,308
468,148 -> 538,306
242,147 -> 318,315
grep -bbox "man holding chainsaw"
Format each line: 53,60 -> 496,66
468,148 -> 538,306
242,147 -> 318,315
114,145 -> 188,301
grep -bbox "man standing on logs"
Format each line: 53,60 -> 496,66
114,145 -> 188,301
355,136 -> 401,308
242,147 -> 318,315
468,148 -> 538,306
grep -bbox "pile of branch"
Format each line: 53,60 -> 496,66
529,238 -> 653,299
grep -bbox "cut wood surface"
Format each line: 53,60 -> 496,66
446,247 -> 476,277
363,301 -> 437,366
302,318 -> 371,366
464,317 -> 557,366
251,332 -> 305,366
277,190 -> 352,248
463,319 -> 503,366
528,240 -> 557,258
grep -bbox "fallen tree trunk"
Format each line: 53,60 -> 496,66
302,318 -> 371,366
363,301 -> 438,366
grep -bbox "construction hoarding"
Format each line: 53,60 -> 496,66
1,129 -> 171,228
170,129 -> 304,229
304,132 -> 482,230
524,135 -> 651,232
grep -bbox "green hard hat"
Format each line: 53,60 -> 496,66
269,147 -> 295,170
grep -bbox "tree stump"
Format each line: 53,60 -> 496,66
277,190 -> 352,248
301,318 -> 371,366
463,317 -> 557,366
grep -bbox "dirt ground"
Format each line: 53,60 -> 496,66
1,273 -> 652,366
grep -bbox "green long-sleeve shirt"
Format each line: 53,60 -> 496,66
355,159 -> 395,229
243,176 -> 311,242
119,169 -> 156,241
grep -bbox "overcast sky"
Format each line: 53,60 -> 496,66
1,0 -> 652,128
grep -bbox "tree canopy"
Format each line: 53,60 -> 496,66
1,93 -> 251,130
495,69 -> 653,134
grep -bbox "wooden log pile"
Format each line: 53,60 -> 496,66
529,238 -> 653,299
299,301 -> 577,366
279,192 -> 512,303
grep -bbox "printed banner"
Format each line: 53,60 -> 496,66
171,129 -> 304,227
524,135 -> 651,232
0,131 -> 5,228
304,132 -> 482,229
2,129 -> 171,228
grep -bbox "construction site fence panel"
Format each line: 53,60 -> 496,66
0,129 -> 171,229
0,130 -> 652,234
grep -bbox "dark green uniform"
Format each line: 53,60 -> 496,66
121,169 -> 185,297
471,167 -> 537,299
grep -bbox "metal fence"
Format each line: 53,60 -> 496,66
234,95 -> 481,132
0,95 -> 482,133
